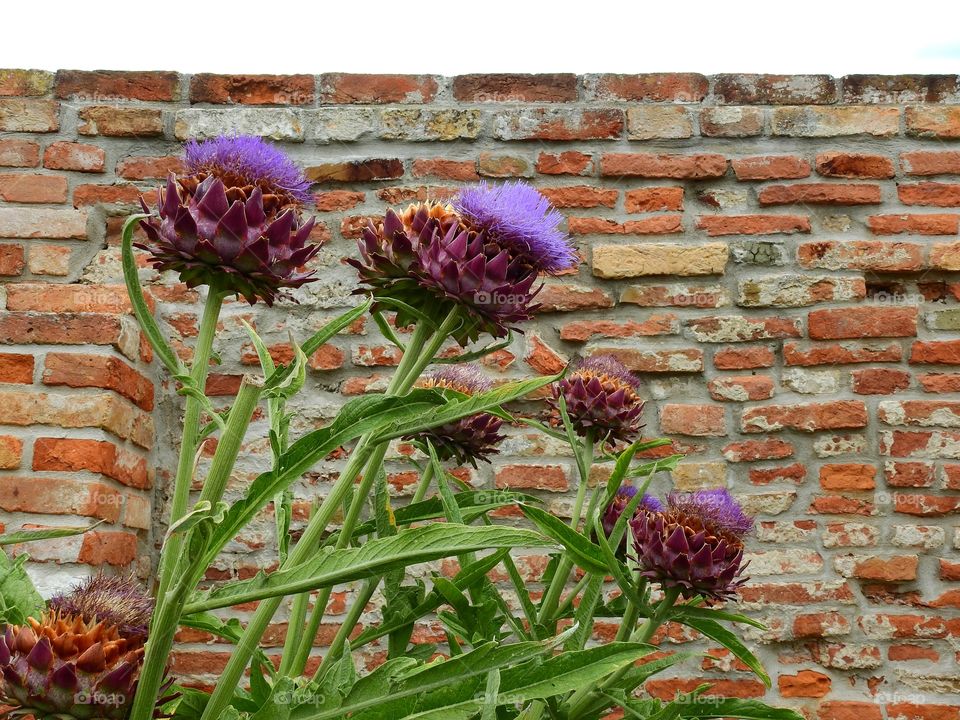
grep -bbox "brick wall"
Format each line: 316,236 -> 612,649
1,69 -> 959,715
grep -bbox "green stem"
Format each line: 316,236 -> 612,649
200,310 -> 458,720
410,462 -> 435,504
312,576 -> 379,681
129,289 -> 224,720
537,432 -> 595,633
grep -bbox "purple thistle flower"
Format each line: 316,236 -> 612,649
48,574 -> 153,639
666,488 -> 754,539
454,181 -> 577,274
630,488 -> 754,601
407,364 -> 504,467
184,134 -> 313,207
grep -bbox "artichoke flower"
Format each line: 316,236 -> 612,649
348,182 -> 576,346
551,356 -> 645,446
598,485 -> 662,557
630,489 -> 753,601
405,365 -> 505,467
138,135 -> 321,306
0,575 -> 164,720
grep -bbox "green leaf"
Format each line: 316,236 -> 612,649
669,604 -> 767,631
672,615 -> 770,687
0,521 -> 103,546
186,525 -> 555,613
433,332 -> 513,365
179,612 -> 275,675
0,551 -> 44,625
679,698 -> 805,720
120,213 -> 184,377
301,299 -> 373,358
519,504 -> 607,575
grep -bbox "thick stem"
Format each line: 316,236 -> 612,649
312,577 -> 378,681
410,462 -> 435,504
200,311 -> 457,720
129,289 -> 223,720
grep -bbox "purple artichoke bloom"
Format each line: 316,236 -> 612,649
0,575 -> 166,720
598,485 -> 663,557
551,355 -> 645,446
454,181 -> 577,274
184,134 -> 313,207
405,364 -> 505,467
139,136 -> 321,306
630,488 -> 753,601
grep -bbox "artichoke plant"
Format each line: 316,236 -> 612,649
0,575 -> 161,720
630,488 -> 754,601
138,135 -> 321,306
599,485 -> 662,557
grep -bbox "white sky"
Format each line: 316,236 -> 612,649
2,1 -> 959,75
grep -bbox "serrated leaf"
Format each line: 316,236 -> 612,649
519,504 -> 607,575
672,615 -> 770,687
0,521 -> 103,546
0,551 -> 44,626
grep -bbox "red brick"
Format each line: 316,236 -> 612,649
306,159 -> 404,184
352,345 -> 403,367
73,183 -> 146,208
308,345 -> 345,372
621,285 -> 726,308
495,109 -> 623,141
849,555 -> 918,581
810,496 -> 875,516
624,187 -> 683,213
911,340 -> 960,365
660,404 -> 726,436
42,353 -> 153,411
597,348 -> 703,373
0,435 -> 22,469
0,353 -> 34,384
601,153 -> 727,179
742,401 -> 868,433
942,465 -> 960,490
568,215 -> 682,236
495,464 -> 568,492
375,186 -> 457,205
884,461 -> 935,488
189,74 -> 314,105
0,174 -> 67,203
452,74 -> 576,102
819,464 -> 876,491
5,283 -> 138,314
777,670 -> 831,698
918,373 -> 960,392
115,155 -> 183,180
842,74 -> 960,103
540,186 -> 617,209
906,106 -> 960,138
78,106 -> 165,137
798,240 -> 923,272
318,74 -> 438,104
784,341 -> 902,366
888,705 -> 960,720
645,678 -> 765,700
713,345 -> 775,370
793,611 -> 851,638
0,477 -> 123,521
0,69 -> 52,97
815,152 -> 895,179
0,313 -> 126,347
559,315 -> 678,342
685,315 -> 800,342
808,306 -> 917,340
536,285 -> 612,312
700,107 -> 764,137
0,99 -> 59,132
758,183 -> 881,206
818,701 -> 883,720
888,644 -> 940,661
697,215 -> 810,236
852,368 -> 911,395
586,73 -> 708,102
898,182 -> 960,207
477,154 -> 531,178
33,437 -> 150,489
42,141 -> 105,172
524,334 -> 566,375
78,530 -> 138,566
411,159 -> 478,181
940,559 -> 960,581
313,190 -> 365,212
867,213 -> 959,235
0,246 -> 25,276
894,493 -> 960,516
901,151 -> 960,176
714,74 -> 836,104
723,438 -> 794,463
0,139 -> 40,167
732,155 -> 811,180
55,70 -> 179,101
535,151 -> 592,176
879,400 -> 960,427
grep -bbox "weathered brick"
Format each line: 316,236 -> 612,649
777,670 -> 831,698
624,187 -> 684,213
535,151 -> 592,176
380,109 -> 482,141
732,155 -> 810,181
798,241 -> 923,272
536,284 -> 612,312
0,174 -> 67,203
931,242 -> 960,270
318,74 -> 438,104
772,106 -> 899,137
820,463 -> 876,491
540,186 -> 617,209
714,74 -> 836,104
899,182 -> 960,207
660,404 -> 726,436
42,353 -> 154,411
714,345 -> 775,370
742,401 -> 868,433
905,106 -> 960,138
33,437 -> 150,489
55,70 -> 178,101
42,141 -> 105,172
697,215 -> 809,236
853,368 -> 911,395
620,284 -> 728,308
78,530 -> 138,566
911,340 -> 960,365
758,183 -> 881,206
189,74 -> 314,105
0,477 -> 125,522
493,109 -> 623,141
594,347 -> 704,373
708,375 -> 775,402
306,159 -> 404,183
878,400 -> 960,428
0,208 -> 86,239
901,150 -> 960,176
559,315 -> 678,342
836,554 -> 919,581
0,139 -> 40,167
115,155 -> 184,180
585,73 -> 708,102
569,216 -> 682,235
738,275 -> 865,307
0,245 -> 25,277
685,315 -> 800,343
816,152 -> 895,179
495,464 -> 569,492
723,438 -> 793,463
699,107 -> 764,137
0,99 -> 59,132
868,213 -> 959,235
174,108 -> 302,141
0,69 -> 53,97
601,153 -> 726,179
411,158 -> 478,181
592,243 -> 727,278
784,341 -> 903,366
808,307 -> 917,340
0,435 -> 22,469
78,106 -> 163,137
625,106 -> 693,140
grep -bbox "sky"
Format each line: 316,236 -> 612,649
2,1 -> 959,75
